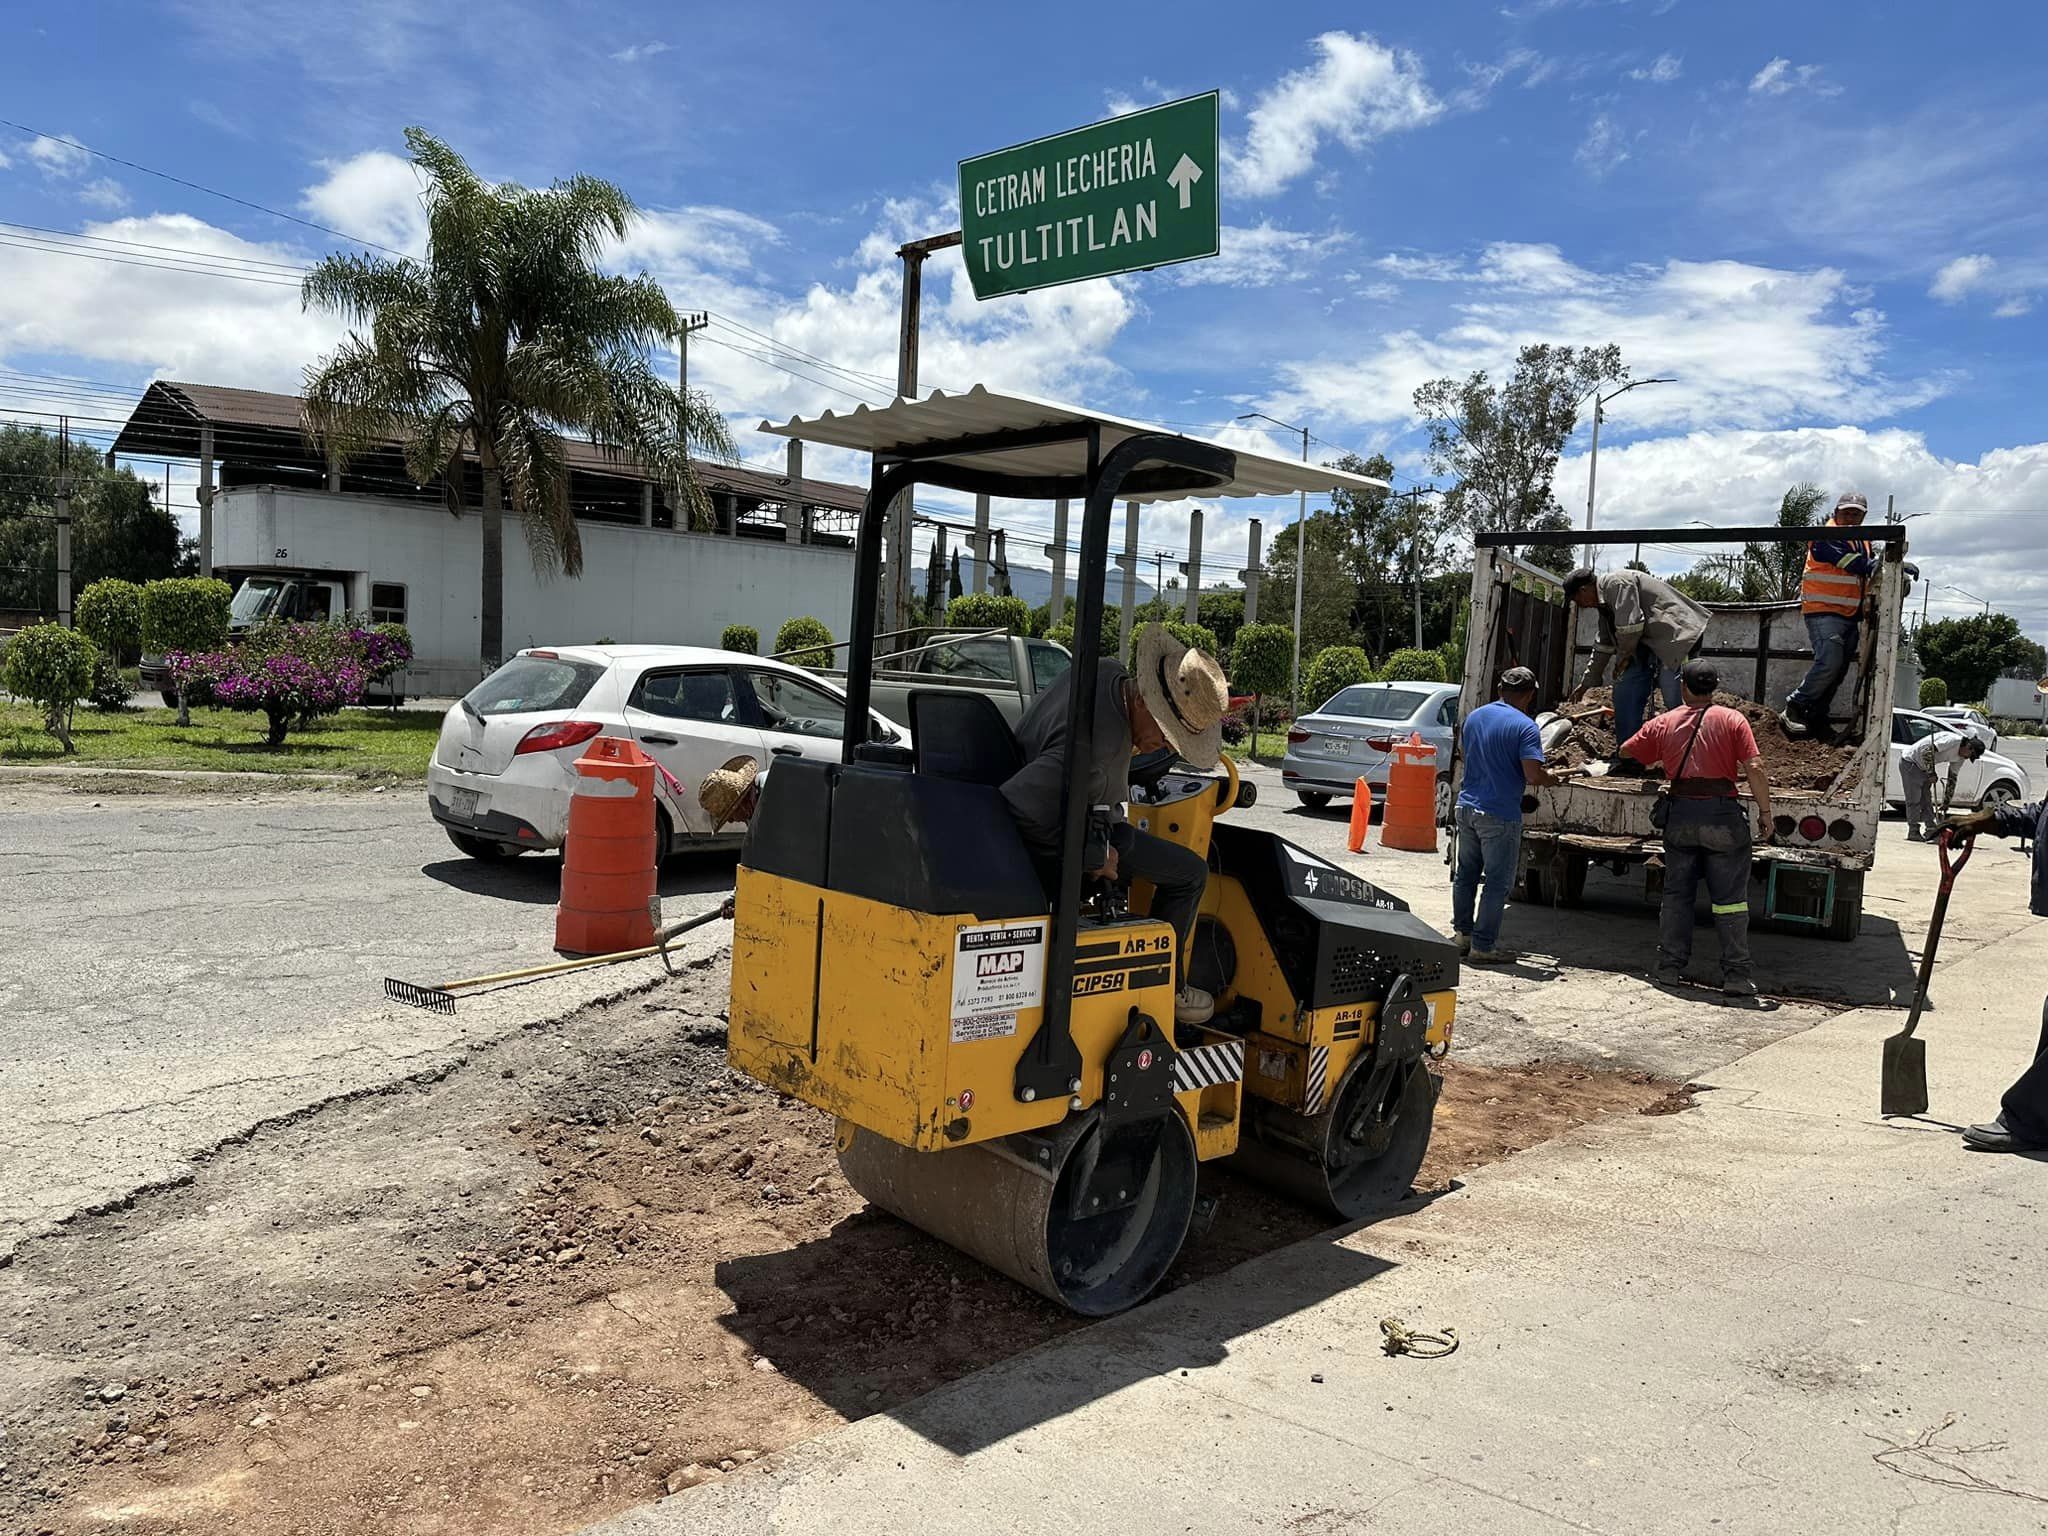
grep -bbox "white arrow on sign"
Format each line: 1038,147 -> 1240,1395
1167,153 -> 1203,211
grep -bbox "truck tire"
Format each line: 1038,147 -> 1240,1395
446,828 -> 524,861
1297,791 -> 1332,810
1519,852 -> 1588,906
1824,871 -> 1864,942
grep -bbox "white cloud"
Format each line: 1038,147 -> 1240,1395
1453,48 -> 1559,109
78,178 -> 130,211
0,214 -> 340,391
1627,53 -> 1682,83
1575,114 -> 1630,176
1107,81 -> 1240,119
1172,223 -> 1352,288
1374,251 -> 1465,282
1226,31 -> 1442,198
610,41 -> 670,63
1930,254 -> 1995,303
1550,426 -> 2048,633
25,134 -> 92,178
1749,57 -> 1840,97
611,205 -> 784,274
1994,295 -> 2035,319
1264,243 -> 1939,437
300,150 -> 426,256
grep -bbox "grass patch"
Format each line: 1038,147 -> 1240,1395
0,702 -> 441,779
1224,730 -> 1291,764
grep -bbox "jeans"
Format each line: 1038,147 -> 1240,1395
1110,822 -> 1208,989
1452,805 -> 1521,953
1659,798 -> 1752,980
1786,612 -> 1859,723
2000,995 -> 2048,1141
1612,649 -> 1681,748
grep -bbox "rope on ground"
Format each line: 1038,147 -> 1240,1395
1380,1316 -> 1458,1359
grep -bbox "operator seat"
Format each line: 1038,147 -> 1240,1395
908,690 -> 1023,787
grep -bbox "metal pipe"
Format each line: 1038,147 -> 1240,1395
840,460 -> 919,764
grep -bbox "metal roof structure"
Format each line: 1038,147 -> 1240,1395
758,385 -> 1387,503
111,380 -> 869,517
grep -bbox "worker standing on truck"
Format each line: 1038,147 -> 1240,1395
1780,491 -> 1876,741
1900,728 -> 1985,842
1944,795 -> 2048,1151
1564,566 -> 1711,755
1001,622 -> 1227,1026
1621,659 -> 1774,1000
1453,666 -> 1568,965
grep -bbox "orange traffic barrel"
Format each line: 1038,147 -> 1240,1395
1380,733 -> 1438,852
1347,777 -> 1374,853
555,736 -> 659,955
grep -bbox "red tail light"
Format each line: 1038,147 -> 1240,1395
524,649 -> 558,659
1365,736 -> 1397,751
1287,729 -> 1310,744
514,720 -> 603,756
1797,814 -> 1827,841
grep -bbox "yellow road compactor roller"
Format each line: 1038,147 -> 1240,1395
727,388 -> 1461,1314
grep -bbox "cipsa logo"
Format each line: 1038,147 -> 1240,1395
1074,972 -> 1127,996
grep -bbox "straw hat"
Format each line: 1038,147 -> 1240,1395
698,755 -> 760,828
1132,623 -> 1228,769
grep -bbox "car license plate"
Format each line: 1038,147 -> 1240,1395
1323,737 -> 1348,756
451,787 -> 481,819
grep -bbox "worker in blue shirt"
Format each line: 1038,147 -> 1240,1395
1453,666 -> 1569,964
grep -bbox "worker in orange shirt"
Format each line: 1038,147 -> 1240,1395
1780,491 -> 1876,741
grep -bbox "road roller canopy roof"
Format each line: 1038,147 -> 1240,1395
757,385 -> 1390,503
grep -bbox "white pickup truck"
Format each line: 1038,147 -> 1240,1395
1454,525 -> 1909,941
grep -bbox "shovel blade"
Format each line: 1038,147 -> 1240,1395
1881,1032 -> 1928,1118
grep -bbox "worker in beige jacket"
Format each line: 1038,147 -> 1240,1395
1565,566 -> 1711,750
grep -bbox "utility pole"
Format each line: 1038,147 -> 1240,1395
1406,488 -> 1428,650
1047,497 -> 1069,629
197,421 -> 215,577
1582,375 -> 1675,567
1182,508 -> 1203,623
1241,517 -> 1263,626
676,311 -> 708,530
1118,501 -> 1138,662
56,418 -> 73,627
890,232 -> 963,636
972,493 -> 990,594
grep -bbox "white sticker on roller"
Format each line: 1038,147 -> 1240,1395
951,1011 -> 1018,1044
951,919 -> 1049,1031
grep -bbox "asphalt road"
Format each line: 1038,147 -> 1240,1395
0,782 -> 733,1258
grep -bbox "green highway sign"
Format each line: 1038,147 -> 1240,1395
958,92 -> 1220,300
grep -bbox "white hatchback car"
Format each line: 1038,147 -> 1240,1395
1885,708 -> 2027,812
427,645 -> 909,860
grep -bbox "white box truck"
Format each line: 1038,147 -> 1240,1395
142,484 -> 856,701
1454,524 -> 1910,941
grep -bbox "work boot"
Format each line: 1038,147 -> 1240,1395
1906,826 -> 1929,843
1778,708 -> 1809,739
1175,984 -> 1215,1026
1654,964 -> 1686,989
1468,948 -> 1518,965
1454,932 -> 1473,956
1962,1115 -> 2046,1153
1723,975 -> 1759,1001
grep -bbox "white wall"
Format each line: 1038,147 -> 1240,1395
1988,676 -> 2048,719
213,487 -> 855,694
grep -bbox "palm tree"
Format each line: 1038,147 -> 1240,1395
301,128 -> 733,669
1685,483 -> 1829,602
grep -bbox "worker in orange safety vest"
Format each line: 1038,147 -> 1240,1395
1780,490 -> 1876,741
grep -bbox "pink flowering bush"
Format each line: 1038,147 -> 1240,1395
171,619 -> 412,748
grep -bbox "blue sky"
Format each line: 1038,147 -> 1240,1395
3,1 -> 2045,634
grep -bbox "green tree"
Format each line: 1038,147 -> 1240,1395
1044,610 -> 1120,662
140,577 -> 232,724
1917,612 -> 2034,704
1303,645 -> 1376,712
719,624 -> 758,654
945,592 -> 1032,634
1163,620 -> 1220,656
1258,511 -> 1358,664
773,615 -> 835,668
0,426 -> 176,613
301,128 -> 732,671
1198,590 -> 1246,652
1919,676 -> 1950,708
1690,483 -> 1829,601
1668,568 -> 1739,604
1230,622 -> 1294,747
1414,343 -> 1627,575
75,578 -> 144,661
1,622 -> 97,752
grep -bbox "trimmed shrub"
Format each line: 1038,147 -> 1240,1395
1229,622 -> 1294,751
1380,646 -> 1447,683
945,593 -> 1032,635
773,616 -> 835,668
1,622 -> 98,751
86,653 -> 132,714
173,620 -> 364,748
720,624 -> 759,655
1163,620 -> 1220,657
75,578 -> 144,662
1304,645 -> 1376,712
1044,610 -> 1121,662
1918,676 -> 1950,708
141,577 -> 231,725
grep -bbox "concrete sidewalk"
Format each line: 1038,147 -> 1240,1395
590,920 -> 2048,1534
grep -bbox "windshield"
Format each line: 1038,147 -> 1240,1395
229,578 -> 288,625
1320,685 -> 1431,721
463,654 -> 606,716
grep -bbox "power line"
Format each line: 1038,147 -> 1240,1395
0,117 -> 408,257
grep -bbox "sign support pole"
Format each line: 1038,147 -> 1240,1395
890,233 -> 961,634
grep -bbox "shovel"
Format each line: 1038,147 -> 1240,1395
1881,829 -> 1974,1117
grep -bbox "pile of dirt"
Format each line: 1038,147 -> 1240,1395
1552,686 -> 1855,790
12,967 -> 1689,1536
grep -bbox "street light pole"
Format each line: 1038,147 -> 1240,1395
1582,376 -> 1674,568
1239,411 -> 1312,715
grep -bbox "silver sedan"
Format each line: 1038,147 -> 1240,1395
1281,681 -> 1460,819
